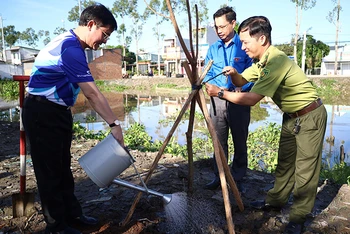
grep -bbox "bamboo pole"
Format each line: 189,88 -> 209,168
123,1 -> 244,233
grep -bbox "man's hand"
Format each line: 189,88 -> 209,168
234,87 -> 242,92
223,66 -> 237,77
111,126 -> 125,147
205,83 -> 221,97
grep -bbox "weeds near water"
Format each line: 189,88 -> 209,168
320,162 -> 350,185
0,79 -> 19,101
95,80 -> 127,92
314,79 -> 341,103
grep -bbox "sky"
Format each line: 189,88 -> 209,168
1,0 -> 350,54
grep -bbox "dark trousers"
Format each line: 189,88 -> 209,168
22,97 -> 82,232
209,96 -> 251,181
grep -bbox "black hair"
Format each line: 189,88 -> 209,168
213,6 -> 236,22
238,16 -> 272,44
79,3 -> 117,31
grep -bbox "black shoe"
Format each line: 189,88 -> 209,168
204,177 -> 220,190
69,215 -> 99,226
283,221 -> 304,234
45,226 -> 82,234
250,200 -> 281,211
236,181 -> 246,194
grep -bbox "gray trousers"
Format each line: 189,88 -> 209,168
209,96 -> 251,181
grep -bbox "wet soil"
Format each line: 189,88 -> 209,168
1,120 -> 350,234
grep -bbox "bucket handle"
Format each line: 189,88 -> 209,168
123,147 -> 150,193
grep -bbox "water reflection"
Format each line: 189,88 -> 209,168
1,93 -> 349,167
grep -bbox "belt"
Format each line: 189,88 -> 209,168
26,94 -> 71,110
287,98 -> 322,118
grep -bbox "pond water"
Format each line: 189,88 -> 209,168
1,93 -> 349,168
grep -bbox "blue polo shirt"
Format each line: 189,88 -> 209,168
203,33 -> 253,91
26,29 -> 94,107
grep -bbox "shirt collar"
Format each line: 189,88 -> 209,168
218,33 -> 237,48
256,46 -> 273,68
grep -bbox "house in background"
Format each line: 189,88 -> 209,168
137,51 -> 164,76
321,45 -> 350,76
0,47 -> 123,80
0,46 -> 39,78
86,48 -> 123,80
162,25 -> 218,77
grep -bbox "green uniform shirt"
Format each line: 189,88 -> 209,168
242,46 -> 318,113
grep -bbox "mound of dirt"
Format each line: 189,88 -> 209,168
0,121 -> 349,234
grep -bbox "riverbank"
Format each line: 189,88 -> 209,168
106,76 -> 350,101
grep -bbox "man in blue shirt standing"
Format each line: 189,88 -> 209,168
203,6 -> 253,192
22,4 -> 124,234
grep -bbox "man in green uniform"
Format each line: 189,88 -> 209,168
205,16 -> 327,234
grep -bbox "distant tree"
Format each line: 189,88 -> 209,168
130,22 -> 143,74
327,0 -> 342,75
3,25 -> 20,47
290,0 -> 316,64
115,45 -> 136,65
143,0 -> 169,75
275,44 -> 294,56
20,28 -> 39,48
191,0 -> 209,26
296,35 -> 330,73
67,0 -> 97,23
53,27 -> 67,36
38,30 -> 51,46
112,0 -> 138,72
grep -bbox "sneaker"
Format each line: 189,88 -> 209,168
204,177 -> 220,190
250,200 -> 282,211
236,181 -> 246,194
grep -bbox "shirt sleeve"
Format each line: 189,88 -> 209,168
249,54 -> 290,97
60,46 -> 94,83
204,47 -> 214,82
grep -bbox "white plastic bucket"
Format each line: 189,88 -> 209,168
78,134 -> 134,188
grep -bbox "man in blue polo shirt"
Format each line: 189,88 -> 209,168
23,4 -> 124,234
203,6 -> 253,192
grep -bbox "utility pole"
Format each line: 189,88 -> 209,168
0,15 -> 6,62
301,31 -> 307,73
334,0 -> 341,75
157,15 -> 161,76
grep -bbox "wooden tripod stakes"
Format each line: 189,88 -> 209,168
122,1 -> 244,233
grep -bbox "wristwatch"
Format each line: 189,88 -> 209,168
218,89 -> 224,99
109,119 -> 121,128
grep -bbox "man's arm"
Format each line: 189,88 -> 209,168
223,66 -> 248,87
78,81 -> 124,146
205,83 -> 264,106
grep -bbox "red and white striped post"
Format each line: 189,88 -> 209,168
12,75 -> 30,195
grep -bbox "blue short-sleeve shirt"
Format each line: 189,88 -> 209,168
203,33 -> 253,91
27,29 -> 94,107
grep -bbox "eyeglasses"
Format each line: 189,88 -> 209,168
100,29 -> 110,41
215,23 -> 231,31
94,21 -> 110,41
